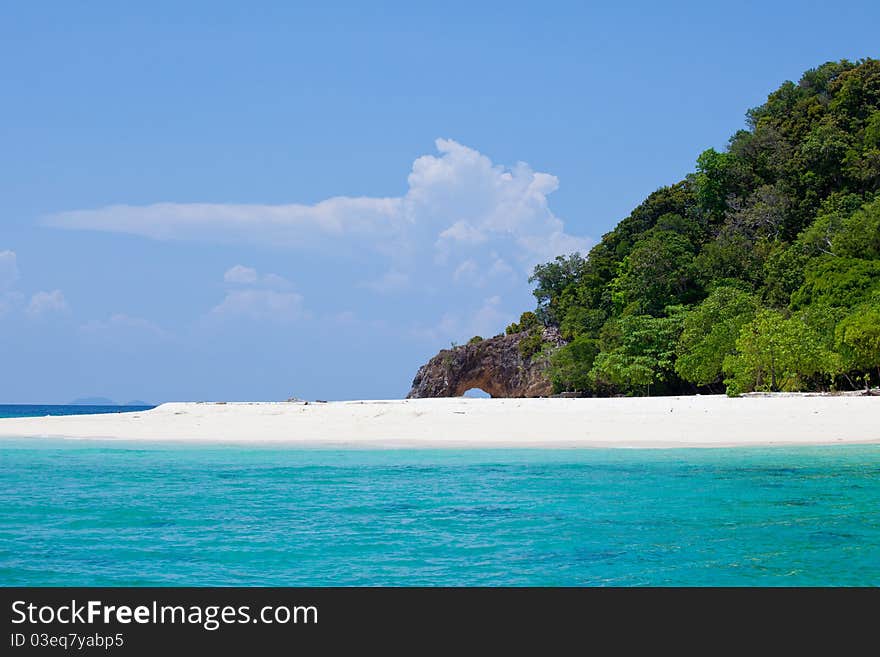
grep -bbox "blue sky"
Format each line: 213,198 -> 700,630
2,1 -> 878,403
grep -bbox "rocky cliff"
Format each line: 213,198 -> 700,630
407,327 -> 565,398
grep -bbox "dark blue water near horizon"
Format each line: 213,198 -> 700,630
0,404 -> 156,419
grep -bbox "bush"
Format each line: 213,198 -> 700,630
790,257 -> 880,309
517,328 -> 544,359
549,336 -> 599,392
506,311 -> 541,335
722,309 -> 839,393
675,287 -> 759,386
832,197 -> 880,259
835,302 -> 880,374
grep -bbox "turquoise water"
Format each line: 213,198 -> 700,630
1,438 -> 879,586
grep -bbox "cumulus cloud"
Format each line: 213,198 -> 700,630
437,221 -> 487,246
44,141 -> 592,343
406,140 -> 587,267
45,139 -> 591,283
0,250 -> 19,289
26,290 -> 68,317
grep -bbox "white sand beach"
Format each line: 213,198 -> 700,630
0,395 -> 879,448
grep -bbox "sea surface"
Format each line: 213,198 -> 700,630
1,406 -> 879,586
0,404 -> 155,419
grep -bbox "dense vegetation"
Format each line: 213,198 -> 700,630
514,59 -> 880,396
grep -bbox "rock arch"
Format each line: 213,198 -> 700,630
406,328 -> 565,398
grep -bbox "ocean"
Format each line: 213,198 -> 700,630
1,406 -> 878,586
0,404 -> 155,419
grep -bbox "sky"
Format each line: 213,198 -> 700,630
2,1 -> 878,403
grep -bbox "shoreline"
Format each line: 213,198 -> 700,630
1,395 -> 879,449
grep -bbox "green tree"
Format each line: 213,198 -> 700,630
558,305 -> 606,341
517,328 -> 545,359
790,256 -> 880,309
693,148 -> 733,218
506,311 -> 541,335
549,336 -> 599,393
835,302 -> 880,381
762,243 -> 809,306
723,310 -> 837,395
611,229 -> 699,315
590,313 -> 684,395
832,197 -> 880,259
675,287 -> 759,386
590,351 -> 655,393
695,228 -> 771,289
529,254 -> 584,325
796,192 -> 867,256
509,59 -> 880,399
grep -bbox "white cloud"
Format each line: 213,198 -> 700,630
45,141 -> 591,343
26,290 -> 68,317
81,314 -> 170,340
407,140 -> 586,267
211,289 -> 306,322
0,250 -> 19,289
45,139 -> 591,283
47,197 -> 403,249
224,265 -> 258,284
437,221 -> 487,246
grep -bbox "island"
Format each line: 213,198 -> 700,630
410,58 -> 880,401
1,59 -> 879,448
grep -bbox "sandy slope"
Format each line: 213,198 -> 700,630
0,395 -> 879,448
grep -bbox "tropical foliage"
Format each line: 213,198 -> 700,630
520,59 -> 880,395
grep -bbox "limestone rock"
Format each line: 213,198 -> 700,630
407,327 -> 565,398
